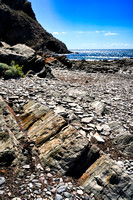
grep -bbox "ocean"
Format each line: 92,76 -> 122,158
66,49 -> 133,61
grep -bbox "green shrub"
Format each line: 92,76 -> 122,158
0,63 -> 10,77
4,69 -> 15,78
0,63 -> 9,71
0,61 -> 25,79
10,61 -> 25,78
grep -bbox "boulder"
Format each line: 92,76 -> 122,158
113,134 -> 133,156
79,155 -> 133,200
0,2 -> 70,54
0,42 -> 53,77
56,55 -> 72,68
108,121 -> 126,135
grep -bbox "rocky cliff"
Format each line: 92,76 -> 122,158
0,0 -> 70,54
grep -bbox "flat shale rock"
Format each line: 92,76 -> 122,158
114,134 -> 133,156
19,100 -> 50,130
19,100 -> 90,175
79,155 -> 133,200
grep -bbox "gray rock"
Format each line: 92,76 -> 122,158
93,133 -> 105,143
23,165 -> 30,169
55,194 -> 63,200
0,43 -> 53,78
67,88 -> 87,98
108,121 -> 125,134
114,134 -> 133,155
63,192 -> 72,198
0,190 -> 4,195
77,189 -> 84,195
91,101 -> 105,115
0,177 -> 5,186
57,185 -> 67,194
81,117 -> 93,124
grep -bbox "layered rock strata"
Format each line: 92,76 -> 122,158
80,155 -> 133,200
0,96 -> 133,199
19,100 -> 93,176
0,96 -> 27,167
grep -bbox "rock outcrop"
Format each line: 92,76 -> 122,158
79,155 -> 133,200
70,58 -> 133,75
19,100 -> 93,176
0,42 -> 53,77
0,96 -> 133,199
0,1 -> 70,54
0,96 -> 27,167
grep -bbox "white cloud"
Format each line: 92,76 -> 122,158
53,32 -> 59,35
104,43 -> 130,48
78,31 -> 83,34
62,32 -> 66,34
95,30 -> 105,33
104,32 -> 118,36
111,43 -> 130,47
88,43 -> 96,46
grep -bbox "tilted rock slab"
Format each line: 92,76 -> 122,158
79,155 -> 133,200
19,101 -> 133,199
0,97 -> 132,199
0,96 -> 27,166
19,100 -> 91,175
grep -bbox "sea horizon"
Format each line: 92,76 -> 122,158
66,49 -> 133,61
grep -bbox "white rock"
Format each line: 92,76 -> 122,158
91,101 -> 105,115
81,117 -> 93,124
22,165 -> 30,169
54,105 -> 66,115
117,161 -> 124,167
93,133 -> 105,143
79,130 -> 86,137
77,189 -> 84,195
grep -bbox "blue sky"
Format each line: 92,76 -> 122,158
30,0 -> 133,49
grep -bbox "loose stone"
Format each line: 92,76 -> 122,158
55,194 -> 63,200
0,177 -> 5,186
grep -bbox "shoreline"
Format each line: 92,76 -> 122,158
66,57 -> 133,61
66,48 -> 133,62
52,56 -> 133,76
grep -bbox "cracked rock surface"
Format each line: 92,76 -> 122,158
0,66 -> 133,200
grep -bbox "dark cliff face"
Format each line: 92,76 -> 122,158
0,1 -> 70,54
